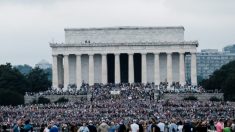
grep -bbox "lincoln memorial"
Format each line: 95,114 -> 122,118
50,26 -> 198,90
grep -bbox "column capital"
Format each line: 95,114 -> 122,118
101,53 -> 107,56
63,53 -> 69,56
166,52 -> 172,55
52,54 -> 58,57
179,51 -> 185,54
88,53 -> 94,56
114,53 -> 120,56
141,52 -> 147,55
76,53 -> 82,56
128,53 -> 134,55
154,52 -> 160,55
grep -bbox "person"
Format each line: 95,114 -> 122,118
216,119 -> 224,132
2,124 -> 8,132
182,119 -> 193,132
209,120 -> 215,131
138,120 -> 144,132
13,118 -> 23,132
223,121 -> 231,132
151,118 -> 160,132
78,122 -> 89,132
108,122 -> 117,132
130,119 -> 139,132
157,120 -> 165,132
97,120 -> 109,132
231,119 -> 235,132
168,119 -> 177,132
147,120 -> 152,132
117,120 -> 126,132
87,120 -> 97,132
177,121 -> 183,132
70,122 -> 78,132
23,119 -> 33,132
43,122 -> 51,132
50,121 -> 59,132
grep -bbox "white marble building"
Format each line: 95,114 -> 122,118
50,26 -> 198,90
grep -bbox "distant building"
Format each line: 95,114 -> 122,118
35,60 -> 52,69
223,44 -> 235,54
185,46 -> 235,81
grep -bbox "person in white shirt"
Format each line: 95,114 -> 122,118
78,122 -> 90,132
130,119 -> 139,132
157,120 -> 165,132
177,121 -> 183,132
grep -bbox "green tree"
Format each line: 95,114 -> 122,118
26,67 -> 51,92
44,68 -> 52,81
54,97 -> 69,103
0,89 -> 24,105
197,75 -> 204,85
0,63 -> 28,94
183,96 -> 198,101
202,61 -> 235,101
37,96 -> 50,104
14,64 -> 32,75
222,74 -> 235,101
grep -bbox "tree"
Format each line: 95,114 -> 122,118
44,68 -> 52,81
202,60 -> 235,101
197,75 -> 204,84
222,74 -> 235,101
26,67 -> 51,92
183,96 -> 198,101
14,64 -> 32,75
54,97 -> 69,103
37,96 -> 51,104
0,89 -> 24,105
209,96 -> 222,102
0,63 -> 28,94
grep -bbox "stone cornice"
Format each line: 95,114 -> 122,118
50,41 -> 198,48
64,26 -> 185,31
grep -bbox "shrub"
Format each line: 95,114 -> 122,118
55,97 -> 69,103
183,96 -> 198,101
37,96 -> 50,104
209,96 -> 222,102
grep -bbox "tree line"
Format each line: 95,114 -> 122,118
0,63 -> 51,105
200,60 -> 235,101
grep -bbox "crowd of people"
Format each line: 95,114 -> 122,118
1,100 -> 235,132
1,83 -> 234,132
25,82 -> 205,97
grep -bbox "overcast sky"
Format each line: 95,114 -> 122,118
0,0 -> 235,66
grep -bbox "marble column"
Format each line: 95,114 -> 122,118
154,53 -> 160,85
57,56 -> 64,87
89,54 -> 94,85
191,52 -> 197,85
115,53 -> 120,84
141,53 -> 147,84
167,52 -> 173,87
179,52 -> 185,86
101,53 -> 107,84
52,55 -> 58,89
76,54 -> 82,90
63,54 -> 69,90
128,53 -> 134,83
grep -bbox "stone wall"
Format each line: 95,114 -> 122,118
25,93 -> 223,104
65,27 -> 185,44
163,93 -> 223,101
24,95 -> 91,104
